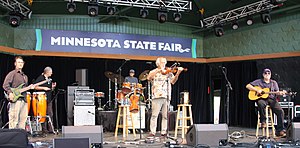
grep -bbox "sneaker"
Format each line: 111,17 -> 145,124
261,122 -> 267,128
275,130 -> 286,137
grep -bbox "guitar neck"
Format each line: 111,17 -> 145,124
19,79 -> 50,94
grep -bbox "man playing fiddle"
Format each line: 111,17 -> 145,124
147,57 -> 183,137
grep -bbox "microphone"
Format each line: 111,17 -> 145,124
58,89 -> 65,92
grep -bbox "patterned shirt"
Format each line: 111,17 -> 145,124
151,70 -> 174,100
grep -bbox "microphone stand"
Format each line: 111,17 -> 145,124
116,60 -> 129,89
221,67 -> 233,125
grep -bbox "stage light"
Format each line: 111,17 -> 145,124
231,21 -> 239,30
246,18 -> 253,26
214,26 -> 224,37
173,12 -> 181,22
107,6 -> 116,15
88,5 -> 98,17
140,8 -> 148,18
261,12 -> 271,24
88,0 -> 99,17
67,2 -> 76,13
9,15 -> 21,27
157,9 -> 167,23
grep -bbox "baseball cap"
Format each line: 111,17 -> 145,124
129,69 -> 135,73
263,68 -> 271,73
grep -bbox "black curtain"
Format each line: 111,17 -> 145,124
0,53 -> 212,128
220,61 -> 258,127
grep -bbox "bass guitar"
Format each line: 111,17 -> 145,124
248,86 -> 286,101
5,78 -> 52,103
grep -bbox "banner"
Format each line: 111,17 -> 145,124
35,29 -> 197,58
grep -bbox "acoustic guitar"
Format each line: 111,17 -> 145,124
248,86 -> 286,101
4,78 -> 52,103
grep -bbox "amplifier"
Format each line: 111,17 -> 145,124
75,89 -> 94,106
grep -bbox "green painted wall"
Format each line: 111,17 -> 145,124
203,13 -> 300,58
10,15 -> 203,57
0,23 -> 14,48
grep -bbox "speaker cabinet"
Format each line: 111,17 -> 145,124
62,125 -> 103,146
287,122 -> 300,141
76,69 -> 88,86
53,138 -> 89,148
186,124 -> 228,147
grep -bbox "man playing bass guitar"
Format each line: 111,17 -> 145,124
246,68 -> 286,137
2,56 -> 33,129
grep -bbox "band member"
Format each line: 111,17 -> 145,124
125,69 -> 139,84
147,57 -> 183,137
246,68 -> 286,137
3,56 -> 33,129
34,66 -> 56,133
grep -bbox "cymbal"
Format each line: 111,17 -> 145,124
111,74 -> 124,84
104,71 -> 116,79
139,70 -> 150,81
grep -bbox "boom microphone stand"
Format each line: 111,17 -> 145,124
220,66 -> 233,125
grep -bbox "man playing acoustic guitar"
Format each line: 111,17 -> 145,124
246,68 -> 286,137
2,56 -> 33,129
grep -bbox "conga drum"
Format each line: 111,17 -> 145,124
26,92 -> 31,114
32,92 -> 47,123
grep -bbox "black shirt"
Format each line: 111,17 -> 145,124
34,74 -> 52,102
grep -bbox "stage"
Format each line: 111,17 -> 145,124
27,126 -> 293,148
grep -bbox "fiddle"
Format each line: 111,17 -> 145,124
161,67 -> 188,75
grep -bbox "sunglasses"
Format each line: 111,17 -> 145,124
264,72 -> 271,75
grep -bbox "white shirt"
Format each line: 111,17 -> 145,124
151,71 -> 174,100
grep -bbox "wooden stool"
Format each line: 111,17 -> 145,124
256,105 -> 276,138
114,105 -> 136,138
175,104 -> 193,139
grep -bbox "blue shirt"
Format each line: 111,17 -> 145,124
250,79 -> 279,99
125,76 -> 139,84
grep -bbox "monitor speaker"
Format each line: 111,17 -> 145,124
62,125 -> 103,146
53,138 -> 89,148
186,124 -> 228,147
286,122 -> 300,141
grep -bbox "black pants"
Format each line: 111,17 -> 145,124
257,98 -> 285,132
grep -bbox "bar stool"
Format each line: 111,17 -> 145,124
174,104 -> 193,139
256,105 -> 276,138
114,105 -> 136,138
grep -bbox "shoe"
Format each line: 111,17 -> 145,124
275,130 -> 286,137
261,122 -> 267,128
147,133 -> 155,138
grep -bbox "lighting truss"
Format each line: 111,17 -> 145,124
202,0 -> 281,28
69,0 -> 192,12
0,0 -> 32,18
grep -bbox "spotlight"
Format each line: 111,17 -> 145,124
88,5 -> 98,17
107,6 -> 116,15
140,8 -> 148,18
9,15 -> 21,27
157,9 -> 167,23
231,21 -> 239,30
261,12 -> 271,24
67,2 -> 76,13
173,12 -> 181,22
214,26 -> 224,37
246,18 -> 253,26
